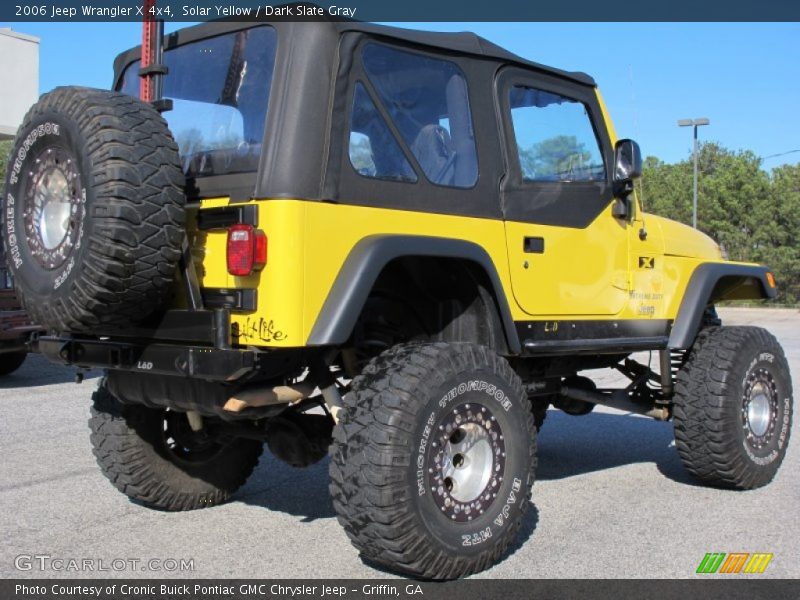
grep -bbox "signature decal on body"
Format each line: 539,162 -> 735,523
233,317 -> 287,343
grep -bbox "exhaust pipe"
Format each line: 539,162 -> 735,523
224,355 -> 346,422
224,383 -> 316,413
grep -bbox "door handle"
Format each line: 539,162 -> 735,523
523,237 -> 544,253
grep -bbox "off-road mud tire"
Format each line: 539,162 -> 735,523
673,326 -> 792,489
531,398 -> 549,431
2,86 -> 185,332
89,380 -> 263,511
330,342 -> 537,579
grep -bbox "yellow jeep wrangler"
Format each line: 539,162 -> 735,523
2,20 -> 792,579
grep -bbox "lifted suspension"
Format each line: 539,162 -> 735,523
559,350 -> 677,421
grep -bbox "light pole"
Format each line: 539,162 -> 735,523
677,118 -> 710,229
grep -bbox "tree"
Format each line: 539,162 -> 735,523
0,139 -> 13,185
2,130 -> 797,304
758,164 -> 800,303
641,155 -> 693,224
519,135 -> 593,180
642,142 -> 799,305
695,144 -> 770,263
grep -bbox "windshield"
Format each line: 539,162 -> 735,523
119,26 -> 277,179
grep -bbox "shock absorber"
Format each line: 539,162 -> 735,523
659,349 -> 674,398
660,348 -> 688,399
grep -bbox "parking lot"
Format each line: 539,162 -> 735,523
1,307 -> 798,579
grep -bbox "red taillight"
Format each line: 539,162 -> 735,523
226,224 -> 267,276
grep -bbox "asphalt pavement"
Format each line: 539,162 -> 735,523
1,307 -> 798,579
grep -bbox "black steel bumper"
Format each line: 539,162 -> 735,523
35,307 -> 263,381
37,336 -> 258,381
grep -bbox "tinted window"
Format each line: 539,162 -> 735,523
120,26 -> 277,178
509,86 -> 605,182
359,44 -> 478,188
349,83 -> 417,182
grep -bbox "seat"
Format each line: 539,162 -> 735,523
410,123 -> 455,186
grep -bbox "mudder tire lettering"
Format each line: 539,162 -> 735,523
438,379 -> 513,411
16,20 -> 792,580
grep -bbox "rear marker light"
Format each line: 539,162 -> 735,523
254,229 -> 268,267
227,224 -> 267,276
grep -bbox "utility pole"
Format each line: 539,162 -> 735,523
677,118 -> 710,229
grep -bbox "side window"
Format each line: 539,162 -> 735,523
354,43 -> 478,188
349,83 -> 417,182
509,86 -> 605,183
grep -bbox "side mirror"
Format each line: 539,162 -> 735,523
612,139 -> 642,220
613,139 -> 642,191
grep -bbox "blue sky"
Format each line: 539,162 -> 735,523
4,21 -> 798,169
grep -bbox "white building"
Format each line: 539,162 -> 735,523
0,28 -> 40,140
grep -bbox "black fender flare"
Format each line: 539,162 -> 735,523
306,235 -> 521,354
668,263 -> 776,349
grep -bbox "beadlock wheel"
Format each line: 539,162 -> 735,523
23,145 -> 83,270
429,402 -> 507,522
742,368 -> 779,449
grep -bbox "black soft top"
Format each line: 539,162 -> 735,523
112,19 -> 596,89
111,18 -> 600,206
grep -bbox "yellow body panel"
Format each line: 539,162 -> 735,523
595,90 -> 618,144
301,203 -> 513,345
195,199 -> 306,348
193,193 -> 742,350
198,199 -> 515,348
504,204 -> 629,317
655,215 -> 723,260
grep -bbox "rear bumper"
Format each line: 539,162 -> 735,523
34,309 -> 305,382
37,336 -> 259,382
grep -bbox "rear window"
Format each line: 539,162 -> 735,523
119,26 -> 277,179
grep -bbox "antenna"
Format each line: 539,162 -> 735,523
628,64 -> 647,240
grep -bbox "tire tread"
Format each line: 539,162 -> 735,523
89,382 -> 262,511
329,342 -> 536,579
673,326 -> 792,490
10,86 -> 185,331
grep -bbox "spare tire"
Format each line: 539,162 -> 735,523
1,86 -> 185,332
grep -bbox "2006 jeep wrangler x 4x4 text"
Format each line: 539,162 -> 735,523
2,18 -> 792,579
